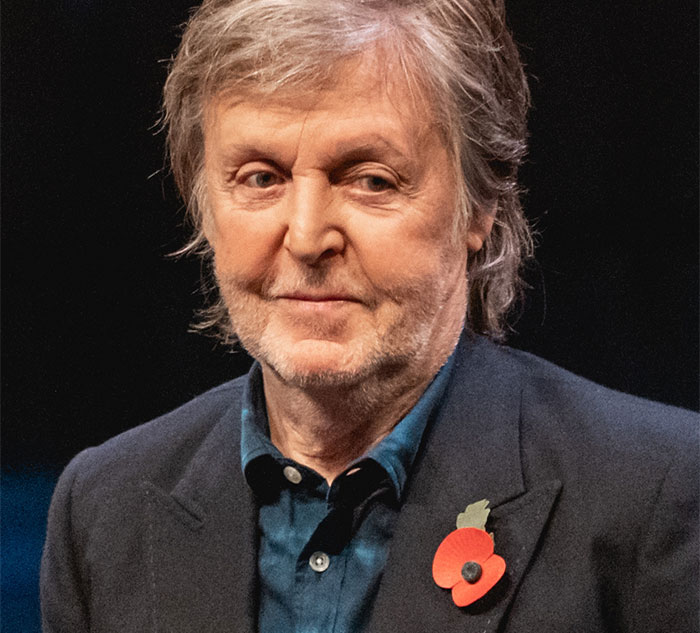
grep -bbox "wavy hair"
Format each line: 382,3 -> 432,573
162,0 -> 533,342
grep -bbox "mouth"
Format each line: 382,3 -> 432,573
276,293 -> 361,303
273,294 -> 364,319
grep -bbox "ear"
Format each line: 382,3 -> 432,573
466,210 -> 495,253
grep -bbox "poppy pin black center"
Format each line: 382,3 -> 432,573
461,561 -> 482,583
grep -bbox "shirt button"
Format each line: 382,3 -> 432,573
283,465 -> 302,484
309,551 -> 330,573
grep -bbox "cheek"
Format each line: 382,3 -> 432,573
208,206 -> 284,280
348,212 -> 464,291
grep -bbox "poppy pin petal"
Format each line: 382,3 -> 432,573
432,499 -> 506,607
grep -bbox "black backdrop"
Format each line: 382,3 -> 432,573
3,0 -> 698,470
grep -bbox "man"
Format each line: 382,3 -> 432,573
41,1 -> 698,631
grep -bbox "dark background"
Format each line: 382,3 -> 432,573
1,1 -> 698,630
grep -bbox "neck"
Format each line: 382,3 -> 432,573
261,358 -> 444,484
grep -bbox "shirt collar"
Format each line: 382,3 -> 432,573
363,352 -> 455,498
240,352 -> 455,501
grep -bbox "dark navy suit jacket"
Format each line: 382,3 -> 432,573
41,335 -> 699,632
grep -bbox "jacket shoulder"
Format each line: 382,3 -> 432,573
459,336 -> 698,484
481,340 -> 697,519
503,343 -> 698,441
63,375 -> 247,494
467,336 -> 696,423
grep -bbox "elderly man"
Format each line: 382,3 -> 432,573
41,1 -> 698,632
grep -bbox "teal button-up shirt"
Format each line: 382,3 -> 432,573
241,353 -> 455,633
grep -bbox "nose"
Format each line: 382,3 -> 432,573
283,176 -> 345,264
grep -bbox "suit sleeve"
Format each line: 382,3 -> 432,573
628,438 -> 699,633
40,450 -> 92,632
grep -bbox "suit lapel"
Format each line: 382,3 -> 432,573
369,336 -> 561,633
142,396 -> 258,633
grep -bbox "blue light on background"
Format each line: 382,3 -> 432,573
2,469 -> 58,633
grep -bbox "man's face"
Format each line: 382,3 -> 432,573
203,55 -> 471,388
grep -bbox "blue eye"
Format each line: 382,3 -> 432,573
360,175 -> 393,192
245,171 -> 280,188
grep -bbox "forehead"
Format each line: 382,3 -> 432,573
203,49 -> 440,158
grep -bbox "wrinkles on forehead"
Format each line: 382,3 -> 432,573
204,43 -> 440,149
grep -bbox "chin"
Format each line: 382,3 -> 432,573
260,338 -> 377,388
242,330 -> 403,389
271,366 -> 369,389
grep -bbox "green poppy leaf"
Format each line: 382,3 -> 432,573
456,498 -> 491,530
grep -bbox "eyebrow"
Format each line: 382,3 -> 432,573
215,136 -> 415,175
213,142 -> 284,169
326,136 -> 411,165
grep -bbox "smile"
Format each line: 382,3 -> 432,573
275,296 -> 361,314
278,293 -> 359,302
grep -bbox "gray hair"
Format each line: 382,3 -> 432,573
163,0 -> 533,342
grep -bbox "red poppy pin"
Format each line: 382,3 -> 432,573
432,499 -> 506,607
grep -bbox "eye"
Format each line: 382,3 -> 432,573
358,174 -> 395,193
243,171 -> 282,188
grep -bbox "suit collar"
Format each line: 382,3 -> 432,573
142,387 -> 259,633
404,333 -> 528,507
368,334 -> 561,633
